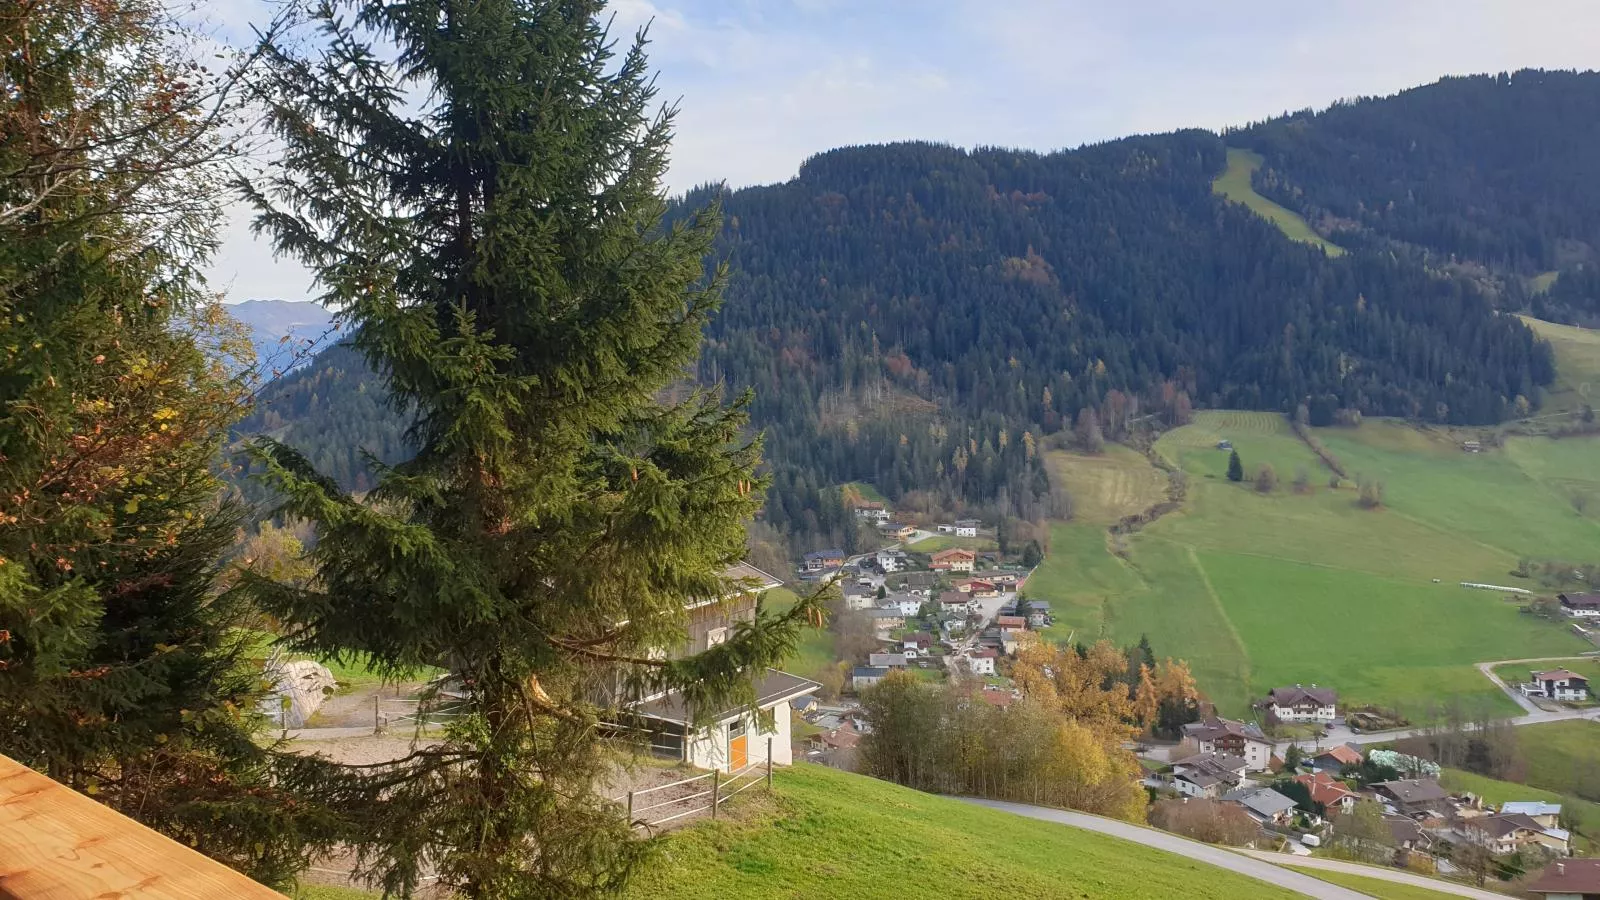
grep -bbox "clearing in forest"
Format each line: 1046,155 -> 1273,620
1212,148 -> 1346,257
1045,444 -> 1168,526
1030,415 -> 1599,718
1521,315 -> 1600,416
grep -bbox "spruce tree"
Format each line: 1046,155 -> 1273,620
0,0 -> 331,884
244,2 -> 823,895
1226,449 -> 1245,482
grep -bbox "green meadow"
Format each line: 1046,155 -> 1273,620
1028,411 -> 1597,717
1520,315 -> 1600,416
1212,148 -> 1346,257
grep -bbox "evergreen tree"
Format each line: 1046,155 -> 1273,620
244,2 -> 822,895
1226,450 -> 1245,482
0,0 -> 330,884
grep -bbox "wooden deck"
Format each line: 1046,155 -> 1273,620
0,753 -> 285,899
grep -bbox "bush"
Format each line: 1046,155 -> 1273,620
1149,798 -> 1260,846
1255,464 -> 1278,494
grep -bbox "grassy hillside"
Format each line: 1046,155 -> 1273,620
1291,868 -> 1465,900
1045,444 -> 1169,525
767,587 -> 839,684
1519,315 -> 1600,416
1212,148 -> 1345,257
1440,766 -> 1600,853
1512,720 -> 1600,800
1032,413 -> 1594,717
623,763 -> 1293,899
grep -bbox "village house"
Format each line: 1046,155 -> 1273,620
1559,592 -> 1600,618
868,653 -> 908,669
899,571 -> 939,591
1462,812 -> 1571,856
968,648 -> 998,676
1025,600 -> 1052,627
1167,752 -> 1248,799
986,572 -> 1020,586
866,609 -> 907,632
852,666 -> 889,691
1371,778 -> 1449,817
1181,716 -> 1274,772
1262,684 -> 1339,723
1527,859 -> 1600,899
1293,772 -> 1358,814
802,548 -> 845,573
1223,786 -> 1299,826
930,548 -> 977,573
1385,815 -> 1433,853
1308,743 -> 1363,774
874,548 -> 907,573
999,629 -> 1022,656
877,522 -> 917,542
959,579 -> 1000,598
807,724 -> 860,754
940,590 -> 977,614
842,583 -> 877,612
878,592 -> 923,617
1521,668 -> 1591,702
852,502 -> 891,524
954,518 -> 981,537
1503,801 -> 1565,830
902,633 -> 933,653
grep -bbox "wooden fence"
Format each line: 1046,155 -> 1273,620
618,737 -> 775,830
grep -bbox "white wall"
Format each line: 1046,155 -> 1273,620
682,702 -> 798,773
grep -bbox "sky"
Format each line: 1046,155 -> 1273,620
203,0 -> 1600,305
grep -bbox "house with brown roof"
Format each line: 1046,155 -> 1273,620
940,590 -> 977,614
1309,743 -> 1363,774
1371,778 -> 1449,816
995,614 -> 1027,629
1262,684 -> 1339,723
1168,752 -> 1248,799
1463,812 -> 1571,856
1521,668 -> 1591,702
1181,716 -> 1273,772
1559,592 -> 1600,618
1527,858 -> 1600,898
1293,771 -> 1359,814
968,648 -> 998,676
1383,814 -> 1433,853
930,548 -> 976,572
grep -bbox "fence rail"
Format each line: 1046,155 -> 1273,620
617,738 -> 776,830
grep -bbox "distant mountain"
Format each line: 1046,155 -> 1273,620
238,70 -> 1600,550
226,299 -> 339,379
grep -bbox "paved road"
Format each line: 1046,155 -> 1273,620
1237,851 -> 1507,900
960,798 -> 1367,899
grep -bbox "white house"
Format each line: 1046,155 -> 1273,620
853,502 -> 892,524
1181,717 -> 1274,772
954,518 -> 981,537
1559,592 -> 1600,618
936,523 -> 956,534
852,666 -> 889,691
1168,752 -> 1247,799
868,653 -> 908,669
930,548 -> 976,573
631,669 -> 819,773
879,593 -> 923,617
843,584 -> 877,612
968,648 -> 998,676
1522,669 -> 1590,702
874,548 -> 907,573
1263,684 -> 1339,723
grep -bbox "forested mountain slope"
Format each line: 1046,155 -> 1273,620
237,72 -> 1600,548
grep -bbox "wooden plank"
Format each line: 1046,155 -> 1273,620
0,754 -> 285,899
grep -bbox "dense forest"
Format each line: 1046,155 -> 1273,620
240,71 -> 1600,556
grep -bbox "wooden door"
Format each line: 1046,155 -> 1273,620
728,720 -> 748,770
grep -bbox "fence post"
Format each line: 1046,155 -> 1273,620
711,769 -> 720,819
374,695 -> 380,734
626,790 -> 634,827
766,738 -> 773,789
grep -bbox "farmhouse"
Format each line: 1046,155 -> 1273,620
1527,859 -> 1600,899
631,668 -> 819,773
954,518 -> 981,537
1292,772 -> 1358,813
1462,812 -> 1571,856
1168,752 -> 1247,799
1222,786 -> 1298,826
1263,684 -> 1338,723
1181,716 -> 1273,772
802,548 -> 845,572
1521,669 -> 1591,702
1309,743 -> 1363,774
1559,592 -> 1600,618
852,666 -> 889,691
1371,778 -> 1449,817
930,548 -> 976,572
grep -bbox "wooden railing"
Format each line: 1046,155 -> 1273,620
0,753 -> 283,899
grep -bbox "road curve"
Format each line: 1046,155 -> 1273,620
1237,851 -> 1508,900
958,798 -> 1366,899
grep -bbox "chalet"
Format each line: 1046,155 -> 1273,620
1502,801 -> 1564,830
968,648 -> 998,676
1293,771 -> 1358,813
1559,592 -> 1600,618
802,548 -> 845,572
1371,778 -> 1449,817
853,502 -> 891,523
852,666 -> 889,691
631,668 -> 819,773
954,518 -> 981,537
1181,716 -> 1273,772
868,653 -> 908,669
930,548 -> 976,573
1263,684 -> 1339,723
962,579 -> 1000,598
1527,859 -> 1600,898
1309,743 -> 1363,774
1463,812 -> 1571,856
1168,752 -> 1248,799
940,590 -> 977,614
877,522 -> 917,542
1223,786 -> 1299,826
1522,669 -> 1591,702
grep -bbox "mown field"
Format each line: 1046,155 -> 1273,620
1520,315 -> 1600,416
621,763 -> 1295,899
1510,720 -> 1600,801
767,587 -> 840,684
907,533 -> 999,553
1212,148 -> 1345,257
1030,412 -> 1597,717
